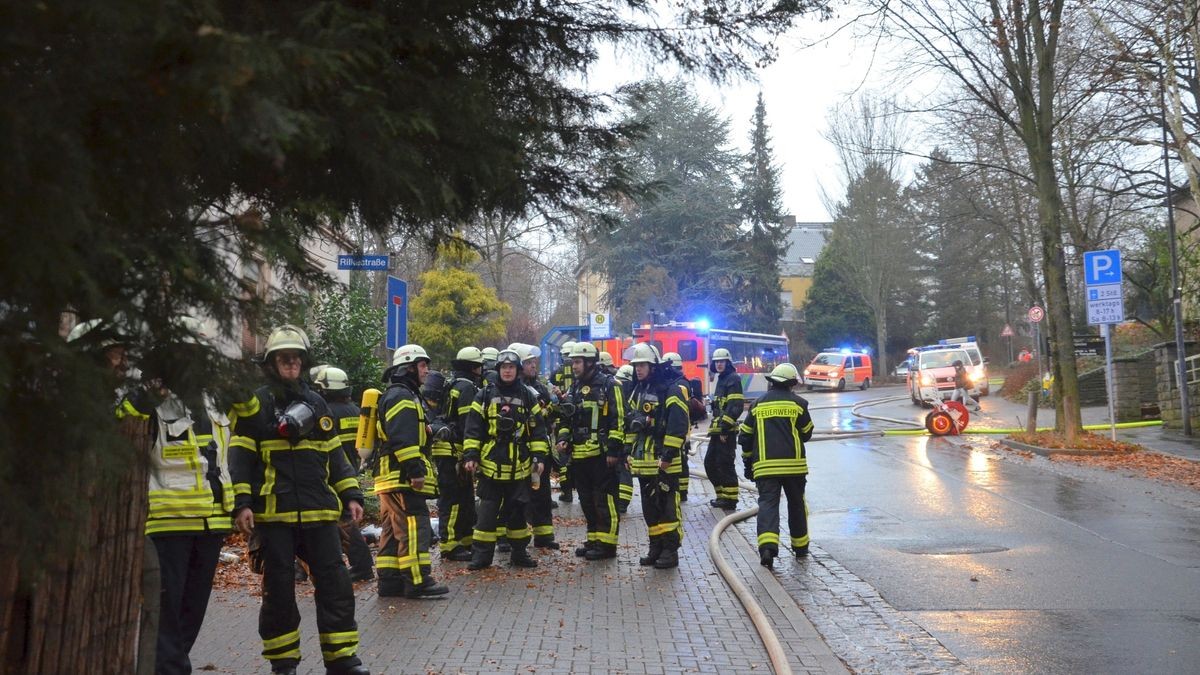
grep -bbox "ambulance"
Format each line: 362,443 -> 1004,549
802,349 -> 873,391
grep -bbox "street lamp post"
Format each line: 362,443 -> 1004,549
1156,62 -> 1192,435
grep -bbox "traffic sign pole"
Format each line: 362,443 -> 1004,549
1103,323 -> 1116,440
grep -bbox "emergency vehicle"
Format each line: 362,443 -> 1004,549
937,336 -> 989,395
583,322 -> 790,400
906,345 -> 978,404
802,349 -> 873,391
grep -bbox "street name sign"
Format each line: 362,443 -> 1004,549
338,254 -> 390,271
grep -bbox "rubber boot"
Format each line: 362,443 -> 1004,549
793,545 -> 809,558
575,541 -> 594,557
639,540 -> 663,567
404,578 -> 449,598
498,540 -> 511,553
759,547 -> 775,569
510,545 -> 538,568
558,488 -> 574,503
585,543 -> 617,561
446,546 -> 473,562
534,536 -> 560,550
331,666 -> 371,675
467,544 -> 494,570
377,577 -> 407,597
653,546 -> 679,569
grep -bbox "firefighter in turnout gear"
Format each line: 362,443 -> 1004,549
481,347 -> 500,386
738,363 -> 814,569
435,346 -> 484,562
598,350 -> 616,376
374,344 -> 447,599
112,317 -> 233,675
661,352 -> 693,501
613,365 -> 636,513
311,365 -> 375,582
706,348 -> 743,510
515,343 -> 559,549
624,343 -> 690,569
229,325 -> 368,675
552,340 -> 577,503
462,349 -> 551,570
559,342 -> 625,561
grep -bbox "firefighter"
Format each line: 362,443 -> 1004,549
515,343 -> 559,549
598,350 -> 616,376
373,344 -> 447,599
311,365 -> 375,582
229,325 -> 368,675
624,344 -> 690,570
462,348 -> 550,570
706,347 -> 743,510
551,340 -> 577,503
738,363 -> 814,569
613,365 -> 636,514
481,347 -> 500,385
435,346 -> 484,561
104,317 -> 233,675
661,352 -> 693,501
559,342 -> 625,560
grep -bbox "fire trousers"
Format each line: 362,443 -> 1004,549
152,532 -> 223,675
377,490 -> 434,594
338,518 -> 373,577
704,434 -> 739,503
525,467 -> 556,545
638,472 -> 681,550
616,462 -> 634,512
473,477 -> 532,555
756,475 -> 809,552
574,455 -> 619,548
256,523 -> 361,672
435,457 -> 476,553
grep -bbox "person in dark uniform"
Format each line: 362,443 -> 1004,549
551,341 -> 577,504
311,365 -> 374,582
706,348 -> 744,510
373,344 -> 447,599
514,343 -> 559,550
462,349 -> 551,570
624,343 -> 690,570
434,347 -> 484,561
738,363 -> 815,569
559,342 -> 625,560
229,325 -> 368,675
613,364 -> 636,514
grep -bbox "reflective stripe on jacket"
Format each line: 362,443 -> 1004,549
709,369 -> 744,435
557,369 -> 624,459
624,375 -> 689,477
463,380 -> 550,481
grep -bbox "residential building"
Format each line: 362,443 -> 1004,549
779,218 -> 832,323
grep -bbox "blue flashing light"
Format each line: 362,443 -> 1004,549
840,348 -> 852,355
695,317 -> 711,331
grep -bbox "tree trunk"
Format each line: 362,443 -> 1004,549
0,417 -> 151,674
1034,154 -> 1083,442
875,298 -> 889,377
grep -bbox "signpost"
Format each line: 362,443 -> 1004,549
1028,306 -> 1044,402
1072,334 -> 1106,359
588,312 -> 611,340
1083,249 -> 1124,440
1001,324 -> 1015,363
386,276 -> 407,350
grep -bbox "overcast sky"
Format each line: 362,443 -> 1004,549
584,13 -> 909,223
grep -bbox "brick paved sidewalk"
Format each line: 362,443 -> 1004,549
192,483 -> 848,674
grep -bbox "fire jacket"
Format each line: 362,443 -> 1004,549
624,372 -> 690,477
442,370 -> 480,460
375,378 -> 437,497
124,391 -> 234,536
326,399 -> 361,471
556,367 -> 625,460
229,382 -> 363,524
709,368 -> 744,436
738,389 -> 815,479
463,377 -> 550,481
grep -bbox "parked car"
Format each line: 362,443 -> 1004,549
892,359 -> 911,377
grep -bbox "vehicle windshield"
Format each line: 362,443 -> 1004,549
964,346 -> 982,365
812,353 -> 842,366
920,350 -> 968,369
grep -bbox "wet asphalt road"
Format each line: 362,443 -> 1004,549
797,384 -> 1200,674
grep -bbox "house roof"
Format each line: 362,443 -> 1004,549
781,223 -> 831,277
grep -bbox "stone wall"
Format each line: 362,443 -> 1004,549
1154,340 -> 1200,430
1075,350 -> 1160,421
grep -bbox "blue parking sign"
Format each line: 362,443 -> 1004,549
1082,250 -> 1122,286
